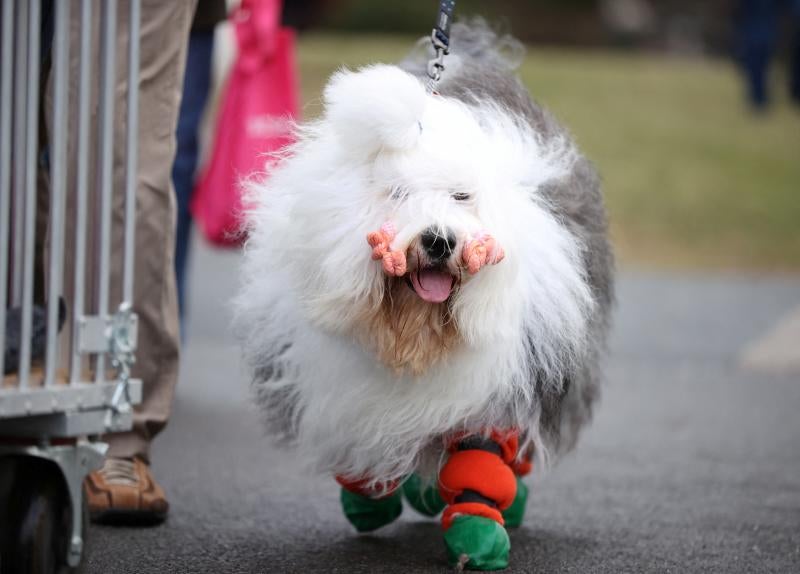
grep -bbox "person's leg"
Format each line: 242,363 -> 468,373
51,2 -> 194,392
104,0 -> 196,462
744,41 -> 770,110
737,0 -> 777,111
172,31 -> 215,328
82,0 -> 196,524
791,13 -> 800,105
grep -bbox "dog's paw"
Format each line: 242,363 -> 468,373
444,515 -> 510,570
462,233 -> 505,275
501,477 -> 528,529
340,487 -> 403,533
402,473 -> 446,517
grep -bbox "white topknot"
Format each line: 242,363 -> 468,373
323,64 -> 427,153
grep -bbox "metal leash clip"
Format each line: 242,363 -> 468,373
105,302 -> 137,429
426,0 -> 456,91
427,28 -> 449,85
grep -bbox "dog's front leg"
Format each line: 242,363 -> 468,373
438,431 -> 522,571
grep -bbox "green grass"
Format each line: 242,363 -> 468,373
295,34 -> 800,271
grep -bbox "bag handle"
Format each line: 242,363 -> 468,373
234,0 -> 283,66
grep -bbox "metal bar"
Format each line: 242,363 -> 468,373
95,0 -> 117,384
44,0 -> 71,387
0,409 -> 134,439
0,0 -> 14,379
11,0 -> 28,306
0,379 -> 143,420
70,0 -> 92,385
18,0 -> 42,389
122,0 -> 140,305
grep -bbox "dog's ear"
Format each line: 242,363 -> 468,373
323,65 -> 426,153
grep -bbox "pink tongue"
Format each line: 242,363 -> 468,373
410,269 -> 454,303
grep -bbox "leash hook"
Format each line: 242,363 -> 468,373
426,0 -> 456,91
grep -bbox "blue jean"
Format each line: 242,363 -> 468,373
172,31 -> 215,328
792,11 -> 800,103
736,0 -> 779,109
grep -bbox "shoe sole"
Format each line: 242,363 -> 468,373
89,508 -> 167,527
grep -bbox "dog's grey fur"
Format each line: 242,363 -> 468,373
405,21 -> 615,455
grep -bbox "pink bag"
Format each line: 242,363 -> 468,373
192,0 -> 299,247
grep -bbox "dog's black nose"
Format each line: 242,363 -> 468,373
421,228 -> 457,262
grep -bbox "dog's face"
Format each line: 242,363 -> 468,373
262,65 -> 593,378
358,103 -> 511,374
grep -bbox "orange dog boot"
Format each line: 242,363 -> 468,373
438,432 -> 519,570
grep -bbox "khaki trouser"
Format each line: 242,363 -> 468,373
41,0 -> 197,461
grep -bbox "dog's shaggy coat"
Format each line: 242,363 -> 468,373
234,23 -> 614,489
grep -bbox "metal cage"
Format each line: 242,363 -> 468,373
1,0 -> 143,569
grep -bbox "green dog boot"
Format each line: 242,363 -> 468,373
402,473 -> 446,517
501,477 -> 528,528
444,515 -> 510,571
340,487 -> 403,532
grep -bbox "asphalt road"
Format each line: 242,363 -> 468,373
85,241 -> 800,573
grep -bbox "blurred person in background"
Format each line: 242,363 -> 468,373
173,0 -> 228,330
737,0 -> 780,110
792,0 -> 800,104
736,0 -> 800,110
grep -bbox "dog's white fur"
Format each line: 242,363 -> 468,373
235,64 -> 595,487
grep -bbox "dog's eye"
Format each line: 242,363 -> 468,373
451,192 -> 471,202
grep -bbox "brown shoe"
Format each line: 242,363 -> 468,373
84,456 -> 169,525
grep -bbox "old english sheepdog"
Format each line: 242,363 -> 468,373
234,22 -> 614,571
